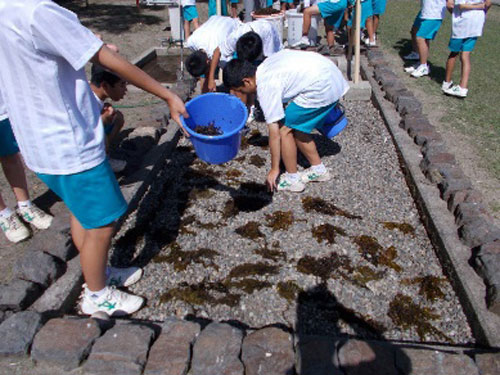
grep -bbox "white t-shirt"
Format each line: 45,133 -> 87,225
452,0 -> 486,38
0,90 -> 7,122
0,0 -> 105,175
256,50 -> 350,124
421,0 -> 447,19
186,16 -> 241,58
219,20 -> 283,63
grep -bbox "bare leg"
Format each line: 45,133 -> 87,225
281,2 -> 287,12
0,193 -> 6,211
231,4 -> 238,18
325,23 -> 335,47
192,18 -> 200,30
459,51 -> 471,89
294,131 -> 321,166
445,51 -> 458,83
279,125 -> 298,174
410,25 -> 418,53
1,153 -> 29,203
365,17 -> 375,43
105,112 -> 125,154
183,20 -> 191,40
373,14 -> 380,34
72,214 -> 114,291
302,6 -> 321,36
416,37 -> 429,65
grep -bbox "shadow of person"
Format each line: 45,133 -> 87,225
296,283 -> 412,375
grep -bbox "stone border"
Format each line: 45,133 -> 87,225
361,49 -> 500,347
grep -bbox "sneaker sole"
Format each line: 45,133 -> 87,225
81,297 -> 144,316
122,269 -> 144,287
302,175 -> 331,183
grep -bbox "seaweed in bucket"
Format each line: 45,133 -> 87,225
254,8 -> 281,15
194,121 -> 223,136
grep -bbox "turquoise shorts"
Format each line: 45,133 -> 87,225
448,37 -> 478,52
347,0 -> 373,28
209,0 -> 228,16
281,0 -> 294,3
372,0 -> 386,15
318,0 -> 348,29
267,0 -> 274,6
183,5 -> 198,21
414,13 -> 442,40
0,118 -> 20,157
230,0 -> 239,3
284,102 -> 337,134
36,160 -> 127,229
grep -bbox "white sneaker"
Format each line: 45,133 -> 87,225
301,167 -> 331,183
291,35 -> 310,48
444,84 -> 468,98
106,266 -> 143,287
17,205 -> 53,230
109,158 -> 126,173
277,173 -> 305,192
403,51 -> 420,60
81,286 -> 144,316
411,64 -> 430,78
0,213 -> 30,243
441,81 -> 453,92
247,105 -> 256,124
404,63 -> 419,73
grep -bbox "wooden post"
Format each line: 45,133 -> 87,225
353,0 -> 361,84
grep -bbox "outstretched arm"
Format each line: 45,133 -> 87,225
91,45 -> 189,134
266,122 -> 281,192
207,48 -> 221,92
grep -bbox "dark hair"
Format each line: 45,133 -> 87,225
185,50 -> 209,77
236,31 -> 263,62
223,59 -> 257,89
90,64 -> 122,87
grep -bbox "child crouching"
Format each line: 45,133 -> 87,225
223,50 -> 349,192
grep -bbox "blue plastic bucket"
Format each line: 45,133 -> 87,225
319,103 -> 348,139
180,93 -> 248,164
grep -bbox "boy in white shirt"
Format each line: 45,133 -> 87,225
207,19 -> 283,92
181,0 -> 200,39
0,0 -> 187,316
442,0 -> 491,97
223,50 -> 349,192
185,15 -> 241,92
404,0 -> 447,78
0,101 -> 53,243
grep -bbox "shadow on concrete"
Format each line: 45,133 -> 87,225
296,283 -> 413,374
56,1 -> 165,34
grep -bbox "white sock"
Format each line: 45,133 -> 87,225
287,172 -> 300,181
86,286 -> 108,299
0,207 -> 13,219
17,200 -> 32,209
311,163 -> 326,174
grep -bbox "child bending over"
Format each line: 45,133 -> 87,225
223,50 -> 349,192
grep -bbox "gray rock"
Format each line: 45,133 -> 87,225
30,215 -> 77,261
31,318 -> 102,371
31,256 -> 84,315
439,178 -> 473,201
475,352 -> 500,375
144,318 -> 200,375
400,114 -> 431,132
0,310 -> 13,324
190,322 -> 244,375
84,323 -> 155,375
337,339 -> 398,375
447,189 -> 483,213
414,130 -> 443,146
385,87 -> 410,104
458,218 -> 500,248
296,335 -> 342,375
454,202 -> 490,227
12,250 -> 63,288
474,241 -> 500,315
122,126 -> 161,157
396,348 -> 478,375
0,311 -> 43,357
0,279 -> 43,311
396,95 -> 422,116
241,327 -> 295,375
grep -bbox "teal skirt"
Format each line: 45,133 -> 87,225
284,102 -> 337,134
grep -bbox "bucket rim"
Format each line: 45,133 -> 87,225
181,93 -> 248,141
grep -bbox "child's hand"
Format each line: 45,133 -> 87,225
207,78 -> 217,92
266,169 -> 280,192
166,94 -> 190,137
101,103 -> 116,124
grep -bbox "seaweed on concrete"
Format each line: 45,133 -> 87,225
302,196 -> 362,220
312,223 -> 347,244
352,235 -> 402,272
